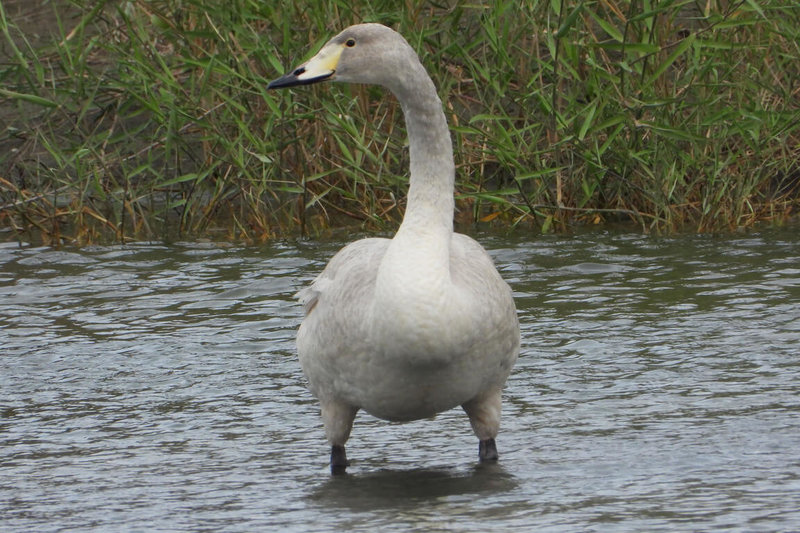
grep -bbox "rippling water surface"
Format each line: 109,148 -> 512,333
2,229 -> 799,531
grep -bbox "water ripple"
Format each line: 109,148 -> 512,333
1,229 -> 799,531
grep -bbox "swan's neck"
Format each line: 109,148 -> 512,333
368,46 -> 461,360
392,62 -> 455,237
375,62 -> 456,284
372,61 -> 456,330
379,65 -> 455,291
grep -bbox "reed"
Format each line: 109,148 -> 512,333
1,0 -> 798,244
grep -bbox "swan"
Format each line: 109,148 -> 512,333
268,23 -> 519,473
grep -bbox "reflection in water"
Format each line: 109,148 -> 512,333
311,463 -> 517,511
1,229 -> 799,531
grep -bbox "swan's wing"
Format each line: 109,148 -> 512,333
450,233 -> 520,359
450,234 -> 515,305
296,237 -> 390,318
295,238 -> 391,402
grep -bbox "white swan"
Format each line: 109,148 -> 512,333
269,23 -> 519,472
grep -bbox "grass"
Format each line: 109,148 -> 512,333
1,0 -> 799,244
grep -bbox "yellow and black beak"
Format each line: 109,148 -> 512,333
268,42 -> 344,89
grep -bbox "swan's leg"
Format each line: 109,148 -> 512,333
479,438 -> 498,461
321,400 -> 358,473
462,388 -> 502,462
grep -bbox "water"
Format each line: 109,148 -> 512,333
1,229 -> 799,532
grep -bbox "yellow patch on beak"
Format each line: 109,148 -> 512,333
268,43 -> 344,89
296,43 -> 344,82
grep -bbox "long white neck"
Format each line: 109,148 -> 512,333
394,65 -> 455,236
369,55 -> 456,355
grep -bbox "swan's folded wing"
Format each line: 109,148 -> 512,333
295,238 -> 390,318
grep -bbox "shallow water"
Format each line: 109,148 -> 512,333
1,229 -> 799,532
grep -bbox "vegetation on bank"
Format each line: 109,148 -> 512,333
0,0 -> 798,244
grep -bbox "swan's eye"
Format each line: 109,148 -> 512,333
345,38 -> 356,48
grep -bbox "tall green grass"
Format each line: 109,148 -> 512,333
1,0 -> 798,243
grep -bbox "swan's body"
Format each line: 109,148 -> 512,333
269,23 -> 519,471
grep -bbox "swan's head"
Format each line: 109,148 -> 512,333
268,23 -> 419,91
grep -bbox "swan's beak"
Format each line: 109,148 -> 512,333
268,43 -> 343,89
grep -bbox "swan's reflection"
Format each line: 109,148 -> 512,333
310,462 -> 517,510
